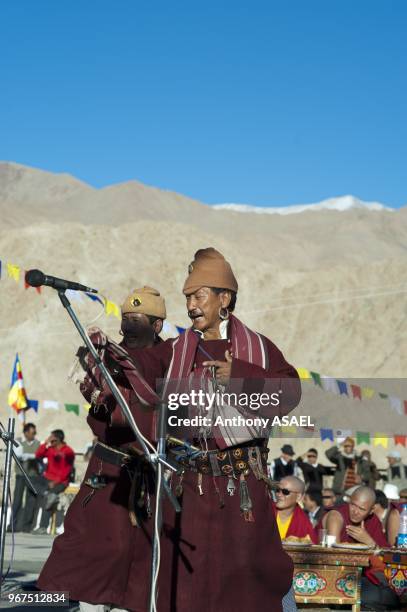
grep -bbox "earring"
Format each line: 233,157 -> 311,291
219,307 -> 229,321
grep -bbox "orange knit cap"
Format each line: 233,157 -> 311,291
183,248 -> 238,295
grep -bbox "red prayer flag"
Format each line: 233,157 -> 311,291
395,435 -> 407,447
404,401 -> 407,416
351,384 -> 362,400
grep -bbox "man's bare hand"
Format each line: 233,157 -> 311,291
345,522 -> 375,547
203,350 -> 233,385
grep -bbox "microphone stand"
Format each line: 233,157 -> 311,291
56,290 -> 180,612
0,418 -> 38,597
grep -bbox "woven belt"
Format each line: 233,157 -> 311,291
93,441 -> 136,467
168,443 -> 269,478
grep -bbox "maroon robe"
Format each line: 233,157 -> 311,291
38,331 -> 300,611
273,503 -> 318,544
334,504 -> 389,547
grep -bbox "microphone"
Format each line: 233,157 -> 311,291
25,269 -> 98,294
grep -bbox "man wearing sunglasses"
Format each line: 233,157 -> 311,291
274,476 -> 317,543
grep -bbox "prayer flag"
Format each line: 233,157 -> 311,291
379,393 -> 388,399
86,292 -> 104,306
310,371 -> 322,387
373,434 -> 388,449
356,431 -> 370,445
176,325 -> 186,335
361,387 -> 375,399
404,401 -> 407,416
351,385 -> 362,400
27,399 -> 39,412
322,377 -> 339,393
337,380 -> 348,396
43,400 -> 59,410
394,435 -> 406,447
320,428 -> 334,442
7,263 -> 20,282
8,354 -> 28,411
105,299 -> 120,319
65,403 -> 80,416
389,396 -> 403,415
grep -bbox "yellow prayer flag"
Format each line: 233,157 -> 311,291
7,263 -> 21,282
297,368 -> 311,380
361,387 -> 375,399
105,299 -> 120,319
373,434 -> 388,449
83,403 -> 91,412
281,426 -> 297,435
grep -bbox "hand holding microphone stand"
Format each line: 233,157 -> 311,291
25,270 -> 181,612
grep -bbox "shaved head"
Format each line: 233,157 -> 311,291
352,486 -> 376,507
281,476 -> 305,495
349,486 -> 376,524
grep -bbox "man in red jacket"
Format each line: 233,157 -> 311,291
34,429 -> 75,534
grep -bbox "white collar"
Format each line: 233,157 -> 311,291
194,319 -> 229,340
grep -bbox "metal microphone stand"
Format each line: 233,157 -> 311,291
56,290 -> 180,612
0,418 -> 38,597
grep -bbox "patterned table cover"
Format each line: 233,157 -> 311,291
283,544 -> 371,611
382,549 -> 407,604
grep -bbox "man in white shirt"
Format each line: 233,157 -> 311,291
10,422 -> 40,532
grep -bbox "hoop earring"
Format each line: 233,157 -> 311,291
219,307 -> 229,321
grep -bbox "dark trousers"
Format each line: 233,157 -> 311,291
35,477 -> 67,529
361,574 -> 400,610
11,474 -> 39,531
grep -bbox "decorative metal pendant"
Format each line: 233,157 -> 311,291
227,477 -> 236,496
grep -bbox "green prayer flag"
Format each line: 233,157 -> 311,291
357,431 -> 370,445
65,403 -> 79,416
310,371 -> 322,387
379,393 -> 388,399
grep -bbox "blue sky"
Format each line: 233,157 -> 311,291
0,1 -> 406,208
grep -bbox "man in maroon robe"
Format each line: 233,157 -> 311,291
38,248 -> 301,612
273,476 -> 317,543
325,486 -> 400,610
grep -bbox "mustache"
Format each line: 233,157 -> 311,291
188,309 -> 204,319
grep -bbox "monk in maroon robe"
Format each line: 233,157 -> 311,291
273,476 -> 317,544
38,248 -> 301,612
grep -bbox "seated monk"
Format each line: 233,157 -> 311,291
274,476 -> 317,543
326,486 -> 400,611
373,489 -> 401,547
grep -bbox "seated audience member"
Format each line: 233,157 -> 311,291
34,430 -> 75,534
296,448 -> 333,492
303,489 -> 325,528
274,476 -> 317,543
373,489 -> 400,547
326,486 -> 399,611
399,487 -> 407,504
383,483 -> 400,503
321,487 -> 338,509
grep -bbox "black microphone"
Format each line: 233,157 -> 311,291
25,269 -> 98,294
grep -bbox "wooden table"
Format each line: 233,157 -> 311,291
382,549 -> 407,609
283,544 -> 371,612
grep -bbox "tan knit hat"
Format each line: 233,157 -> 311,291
183,248 -> 238,294
121,286 -> 166,319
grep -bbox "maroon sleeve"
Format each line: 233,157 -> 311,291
230,335 -> 301,417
